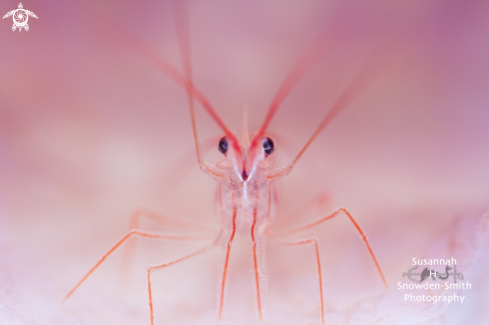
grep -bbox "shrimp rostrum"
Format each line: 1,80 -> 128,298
62,4 -> 389,325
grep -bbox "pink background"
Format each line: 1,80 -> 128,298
1,0 -> 488,324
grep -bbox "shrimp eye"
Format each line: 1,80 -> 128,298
262,136 -> 275,155
218,136 -> 228,154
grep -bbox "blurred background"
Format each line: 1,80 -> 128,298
1,0 -> 488,324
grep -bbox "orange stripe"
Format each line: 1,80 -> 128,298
251,190 -> 263,319
342,208 -> 388,288
62,230 -> 200,303
147,269 -> 154,325
253,243 -> 263,320
314,240 -> 325,325
229,194 -> 237,242
218,244 -> 231,319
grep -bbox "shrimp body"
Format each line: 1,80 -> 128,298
214,157 -> 276,240
62,3 -> 389,323
204,131 -> 281,318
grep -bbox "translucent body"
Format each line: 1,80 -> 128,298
61,2 -> 389,324
203,126 -> 282,318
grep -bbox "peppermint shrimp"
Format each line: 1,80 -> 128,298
61,2 -> 388,324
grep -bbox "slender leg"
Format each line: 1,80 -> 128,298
280,238 -> 325,325
217,197 -> 237,321
252,241 -> 267,321
273,207 -> 388,289
62,229 -> 204,303
128,207 -> 214,232
122,208 -> 215,281
217,243 -> 232,320
277,192 -> 330,228
147,245 -> 210,325
251,190 -> 269,321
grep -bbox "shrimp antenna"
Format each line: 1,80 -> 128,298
289,50 -> 384,168
247,32 -> 338,159
98,14 -> 240,156
256,35 -> 331,137
255,5 -> 383,139
242,105 -> 250,150
173,0 -> 201,162
172,0 -> 241,163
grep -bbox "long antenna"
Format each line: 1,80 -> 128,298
245,32 -> 339,165
289,50 -> 384,169
173,0 -> 202,163
100,14 -> 239,146
256,35 -> 332,137
173,0 -> 242,163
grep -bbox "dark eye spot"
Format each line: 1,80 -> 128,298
218,136 -> 228,154
262,137 -> 275,155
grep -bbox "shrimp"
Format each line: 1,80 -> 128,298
62,1 -> 388,324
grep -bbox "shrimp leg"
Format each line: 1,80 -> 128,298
274,207 -> 388,289
62,229 -> 206,303
121,208 -> 216,280
216,198 -> 238,320
127,207 -> 215,232
279,238 -> 325,325
147,245 -> 212,325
